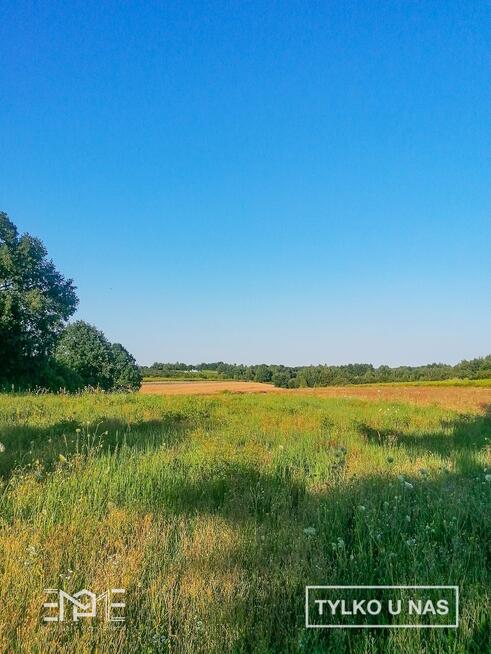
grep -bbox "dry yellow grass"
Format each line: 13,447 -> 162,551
140,380 -> 278,395
140,380 -> 491,412
298,384 -> 491,412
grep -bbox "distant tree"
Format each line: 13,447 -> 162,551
254,365 -> 272,383
110,343 -> 142,391
0,212 -> 78,385
272,371 -> 291,388
55,321 -> 114,389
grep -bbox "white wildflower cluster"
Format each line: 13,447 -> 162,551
59,568 -> 73,581
303,527 -> 316,536
330,536 -> 346,551
397,474 -> 414,490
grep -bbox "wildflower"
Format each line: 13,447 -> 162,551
405,515 -> 411,522
485,474 -> 491,483
404,481 -> 414,490
337,537 -> 345,548
405,538 -> 416,546
75,428 -> 81,433
303,527 -> 316,536
358,505 -> 366,512
0,442 -> 5,453
58,454 -> 67,463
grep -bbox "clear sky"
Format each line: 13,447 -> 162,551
1,1 -> 490,366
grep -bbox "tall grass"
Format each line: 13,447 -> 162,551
0,392 -> 489,653
360,378 -> 491,388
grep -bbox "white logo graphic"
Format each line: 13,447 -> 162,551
43,588 -> 125,623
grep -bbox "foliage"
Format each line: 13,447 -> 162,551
55,321 -> 141,391
55,321 -> 114,389
0,213 -> 140,393
0,212 -> 78,385
110,342 -> 142,391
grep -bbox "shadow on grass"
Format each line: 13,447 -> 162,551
356,405 -> 491,465
0,411 -> 193,478
138,465 -> 489,653
113,411 -> 490,653
3,405 -> 490,653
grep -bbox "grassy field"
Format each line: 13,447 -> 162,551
140,380 -> 276,396
0,390 -> 489,653
364,378 -> 491,388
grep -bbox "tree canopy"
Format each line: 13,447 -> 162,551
1,212 -> 141,392
55,322 -> 142,391
0,212 -> 78,385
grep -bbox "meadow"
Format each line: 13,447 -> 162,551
0,389 -> 489,653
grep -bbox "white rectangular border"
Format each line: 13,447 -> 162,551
305,585 -> 459,629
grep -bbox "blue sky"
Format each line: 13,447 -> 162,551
1,1 -> 490,366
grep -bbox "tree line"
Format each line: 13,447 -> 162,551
142,356 -> 491,388
0,212 -> 141,392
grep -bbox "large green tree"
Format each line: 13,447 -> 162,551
0,212 -> 78,385
55,322 -> 142,391
55,321 -> 115,390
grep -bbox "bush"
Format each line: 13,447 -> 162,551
55,321 -> 141,392
110,343 -> 142,391
271,372 -> 291,388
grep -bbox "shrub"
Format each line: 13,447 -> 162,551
54,321 -> 141,391
110,343 -> 142,391
55,321 -> 114,389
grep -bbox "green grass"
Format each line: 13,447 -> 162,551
0,392 -> 489,653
